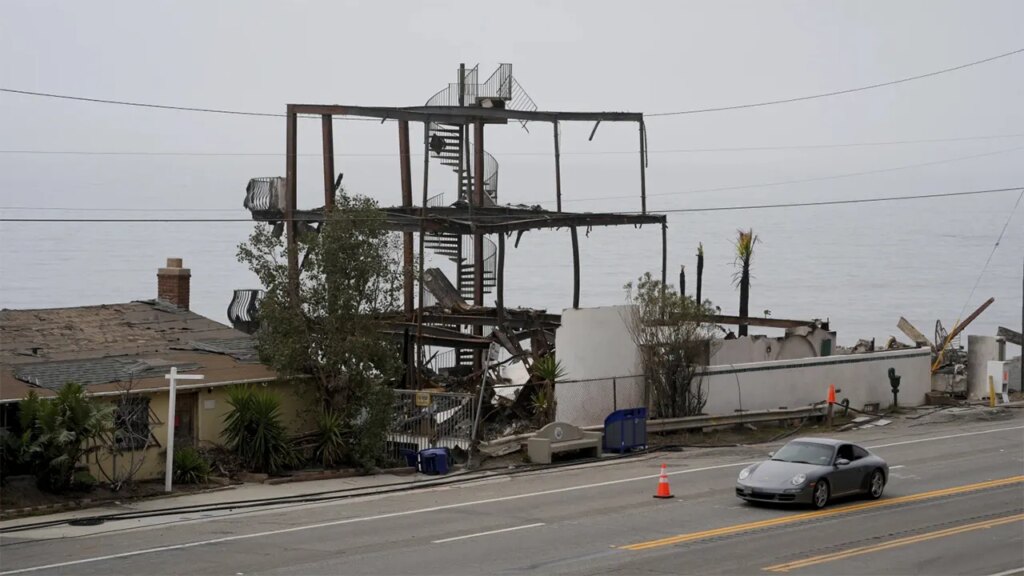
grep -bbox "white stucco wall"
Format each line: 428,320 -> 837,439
554,305 -> 644,426
552,306 -> 931,427
703,348 -> 932,414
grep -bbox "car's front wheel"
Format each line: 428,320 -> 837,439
812,480 -> 830,509
868,470 -> 885,499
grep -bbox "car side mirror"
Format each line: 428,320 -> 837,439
835,458 -> 851,467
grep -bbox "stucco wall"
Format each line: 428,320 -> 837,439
703,348 -> 932,414
87,381 -> 313,483
554,306 -> 644,426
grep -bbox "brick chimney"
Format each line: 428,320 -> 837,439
157,258 -> 191,310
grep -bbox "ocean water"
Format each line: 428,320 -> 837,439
1,149 -> 1021,348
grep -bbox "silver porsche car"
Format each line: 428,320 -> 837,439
735,438 -> 888,509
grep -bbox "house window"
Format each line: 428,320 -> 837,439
115,396 -> 151,450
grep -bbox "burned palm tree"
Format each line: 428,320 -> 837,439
696,243 -> 704,305
733,230 -> 759,337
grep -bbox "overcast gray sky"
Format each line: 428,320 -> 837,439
1,0 -> 1022,340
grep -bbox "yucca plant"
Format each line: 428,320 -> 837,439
312,407 -> 346,468
531,356 -> 567,425
223,386 -> 294,474
173,447 -> 210,484
733,229 -> 759,337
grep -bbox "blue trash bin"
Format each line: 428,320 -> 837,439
603,408 -> 648,453
399,449 -> 418,468
418,447 -> 451,475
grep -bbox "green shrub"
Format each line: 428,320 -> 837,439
223,386 -> 294,474
313,407 -> 346,468
15,384 -> 113,492
173,447 -> 211,484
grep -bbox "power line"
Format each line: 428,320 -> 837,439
529,145 -> 1024,205
0,88 -> 380,122
2,133 -> 1024,158
1,187 -> 1018,222
4,47 -> 1021,124
956,188 -> 1024,321
651,187 -> 1023,214
648,47 -> 1024,116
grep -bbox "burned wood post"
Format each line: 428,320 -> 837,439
321,115 -> 335,209
497,232 -> 506,324
571,226 -> 580,309
680,266 -> 685,298
661,222 -> 667,301
285,106 -> 299,301
473,120 -> 485,370
400,120 -> 415,388
553,121 -> 562,212
639,119 -> 647,215
696,243 -> 704,305
416,120 -> 431,385
399,121 -> 414,319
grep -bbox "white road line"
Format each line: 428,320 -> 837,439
3,423 -> 1022,575
890,465 -> 906,469
0,461 -> 746,575
985,567 -> 1024,576
431,522 -> 545,544
866,425 -> 1024,449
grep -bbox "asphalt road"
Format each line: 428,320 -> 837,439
2,413 -> 1022,576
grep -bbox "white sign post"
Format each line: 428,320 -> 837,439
165,367 -> 204,492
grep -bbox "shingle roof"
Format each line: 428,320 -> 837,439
0,300 -> 277,401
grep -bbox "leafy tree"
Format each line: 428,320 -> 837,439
237,189 -> 403,468
733,229 -> 759,337
625,273 -> 718,418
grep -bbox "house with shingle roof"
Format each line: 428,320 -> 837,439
0,259 -> 309,482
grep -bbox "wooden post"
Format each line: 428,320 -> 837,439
497,233 -> 505,324
473,120 -> 485,370
416,121 -> 430,386
321,115 -> 335,209
661,222 -> 668,299
639,120 -> 647,215
571,226 -> 580,309
399,121 -> 414,318
553,121 -> 562,212
285,106 -> 299,301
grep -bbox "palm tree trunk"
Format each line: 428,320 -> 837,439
739,266 -> 750,336
696,246 -> 704,304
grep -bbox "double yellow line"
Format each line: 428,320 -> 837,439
764,512 -> 1024,572
621,475 -> 1024,551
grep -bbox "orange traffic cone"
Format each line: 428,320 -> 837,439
653,463 -> 674,499
827,384 -> 836,404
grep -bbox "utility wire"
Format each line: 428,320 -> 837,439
2,133 -> 1023,158
648,47 -> 1024,116
529,145 -> 1024,205
955,188 -> 1024,322
0,88 -> 379,121
3,48 -> 1021,122
1,187 -> 1018,222
652,187 -> 1023,214
5,145 -> 1020,214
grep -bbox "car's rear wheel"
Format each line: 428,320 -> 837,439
812,480 -> 830,509
868,470 -> 885,499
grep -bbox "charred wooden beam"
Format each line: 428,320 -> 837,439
321,115 -> 335,209
705,314 -> 828,330
289,104 -> 643,124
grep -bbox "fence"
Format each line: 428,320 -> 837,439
384,389 -> 477,465
553,375 -> 646,428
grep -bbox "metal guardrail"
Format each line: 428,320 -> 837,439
478,406 -> 826,449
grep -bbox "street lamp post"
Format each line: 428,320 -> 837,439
164,367 -> 204,492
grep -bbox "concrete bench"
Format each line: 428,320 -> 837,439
527,422 -> 602,464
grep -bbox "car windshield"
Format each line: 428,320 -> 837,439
772,442 -> 833,465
